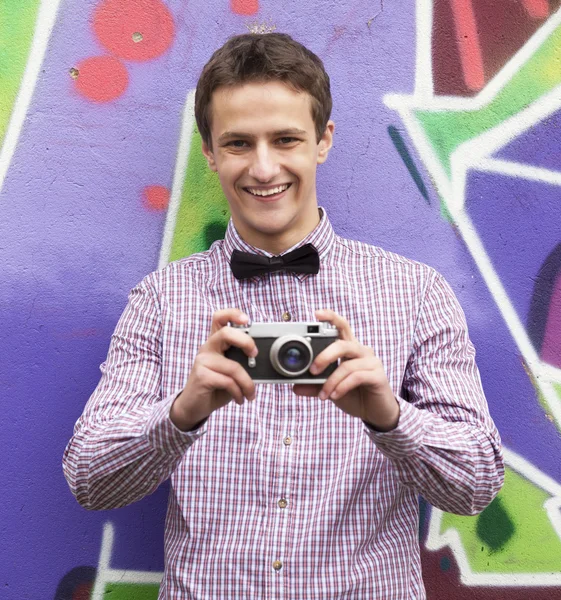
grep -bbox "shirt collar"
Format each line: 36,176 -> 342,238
222,207 -> 335,270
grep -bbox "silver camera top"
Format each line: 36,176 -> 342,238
231,321 -> 338,338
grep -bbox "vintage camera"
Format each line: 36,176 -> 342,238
225,322 -> 339,383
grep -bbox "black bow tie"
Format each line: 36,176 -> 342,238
230,243 -> 320,280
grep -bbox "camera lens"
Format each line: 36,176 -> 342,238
270,335 -> 313,378
279,342 -> 310,373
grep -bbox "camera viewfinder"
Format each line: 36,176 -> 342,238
307,325 -> 320,333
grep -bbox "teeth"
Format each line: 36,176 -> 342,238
247,184 -> 289,197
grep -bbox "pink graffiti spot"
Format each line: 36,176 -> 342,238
74,56 -> 128,102
450,0 -> 485,92
93,0 -> 175,62
522,0 -> 549,19
143,185 -> 170,210
541,271 -> 561,369
231,0 -> 259,15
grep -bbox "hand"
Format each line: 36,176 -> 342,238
170,309 -> 257,431
293,309 -> 400,432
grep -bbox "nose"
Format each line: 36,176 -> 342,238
247,143 -> 281,182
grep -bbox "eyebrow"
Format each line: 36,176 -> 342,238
217,128 -> 308,143
272,128 -> 308,136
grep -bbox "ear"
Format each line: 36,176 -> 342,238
201,139 -> 218,172
317,120 -> 335,165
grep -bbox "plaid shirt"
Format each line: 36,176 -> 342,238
63,209 -> 503,599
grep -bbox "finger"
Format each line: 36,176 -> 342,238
319,357 -> 376,399
310,340 -> 371,374
314,309 -> 355,342
206,325 -> 258,358
293,384 -> 322,397
328,370 -> 377,401
202,367 -> 246,405
210,308 -> 249,335
199,354 -> 256,401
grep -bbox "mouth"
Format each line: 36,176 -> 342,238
243,183 -> 292,199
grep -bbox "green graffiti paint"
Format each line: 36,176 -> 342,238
168,127 -> 230,261
0,0 -> 41,146
475,496 -> 515,551
104,582 -> 159,599
554,382 -> 561,402
204,221 -> 228,250
387,125 -> 430,203
415,24 -> 561,175
439,466 -> 561,573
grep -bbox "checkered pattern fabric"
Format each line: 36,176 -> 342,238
63,209 -> 503,599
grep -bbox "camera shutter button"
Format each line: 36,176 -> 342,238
282,311 -> 292,322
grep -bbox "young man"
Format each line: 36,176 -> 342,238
64,33 -> 504,598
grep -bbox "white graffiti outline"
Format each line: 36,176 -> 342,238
427,447 -> 561,586
91,521 -> 163,600
0,0 -> 62,197
158,89 -> 196,269
475,158 -> 561,187
414,0 -> 434,99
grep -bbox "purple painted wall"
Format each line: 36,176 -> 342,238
2,1 -> 561,597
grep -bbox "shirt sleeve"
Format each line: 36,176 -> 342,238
365,270 -> 504,516
62,273 -> 206,511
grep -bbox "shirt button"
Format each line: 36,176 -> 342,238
273,560 -> 283,571
278,498 -> 288,509
283,436 -> 292,446
282,311 -> 292,322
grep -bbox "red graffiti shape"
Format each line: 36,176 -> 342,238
93,0 -> 175,61
143,185 -> 170,210
231,0 -> 259,15
450,0 -> 485,92
74,56 -> 128,102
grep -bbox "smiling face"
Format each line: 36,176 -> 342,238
201,81 -> 334,254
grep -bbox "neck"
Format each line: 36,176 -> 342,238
235,208 -> 321,255
251,229 -> 312,255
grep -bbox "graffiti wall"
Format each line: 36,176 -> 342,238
1,0 -> 560,597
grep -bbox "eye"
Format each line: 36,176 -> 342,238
227,140 -> 249,148
277,137 -> 298,145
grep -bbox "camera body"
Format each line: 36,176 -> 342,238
225,321 -> 339,384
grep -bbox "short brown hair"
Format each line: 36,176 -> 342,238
195,33 -> 332,147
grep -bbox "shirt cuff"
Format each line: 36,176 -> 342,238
363,396 -> 425,460
144,392 -> 207,455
